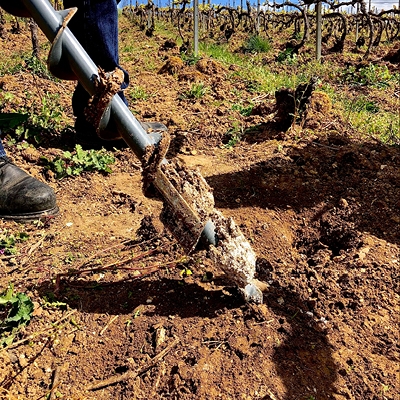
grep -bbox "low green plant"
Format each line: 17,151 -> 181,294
199,42 -> 243,66
379,121 -> 400,146
232,102 -> 254,116
244,78 -> 262,93
41,144 -> 115,179
381,384 -> 391,397
243,35 -> 271,53
23,55 -> 53,79
342,95 -> 398,143
129,86 -> 149,102
344,96 -> 380,114
181,53 -> 201,66
291,31 -> 303,41
42,292 -> 67,310
223,124 -> 244,148
1,92 -> 68,143
0,91 -> 16,111
180,82 -> 208,99
0,54 -> 53,79
276,48 -> 297,64
0,112 -> 29,131
0,230 -> 29,256
179,267 -> 193,277
342,63 -> 393,88
0,284 -> 34,347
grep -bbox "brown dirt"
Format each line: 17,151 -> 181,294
0,15 -> 399,400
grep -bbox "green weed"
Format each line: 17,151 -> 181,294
0,111 -> 29,131
223,124 -> 244,148
0,54 -> 53,80
1,92 -> 68,144
381,384 -> 391,397
276,48 -> 298,64
180,82 -> 208,100
342,63 -> 394,88
242,35 -> 272,53
0,91 -> 16,111
199,42 -> 243,66
379,121 -> 400,146
344,96 -> 380,114
42,292 -> 67,310
129,86 -> 150,102
181,53 -> 201,66
41,145 -> 115,179
0,230 -> 29,256
232,102 -> 254,116
348,108 -> 398,142
0,284 -> 34,347
23,55 -> 53,79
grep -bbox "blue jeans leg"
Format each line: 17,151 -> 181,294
63,0 -> 129,134
0,139 -> 6,158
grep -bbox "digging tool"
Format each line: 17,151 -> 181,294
0,0 -> 264,303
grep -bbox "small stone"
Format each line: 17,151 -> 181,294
339,198 -> 348,208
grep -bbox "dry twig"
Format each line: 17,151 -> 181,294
48,366 -> 61,400
19,234 -> 47,270
87,337 -> 180,391
99,315 -> 119,336
55,249 -> 188,291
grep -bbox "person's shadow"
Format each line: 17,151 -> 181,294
254,259 -> 338,400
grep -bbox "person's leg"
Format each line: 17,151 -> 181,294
0,139 -> 58,221
0,139 -> 6,158
63,0 -> 167,149
63,0 -> 129,148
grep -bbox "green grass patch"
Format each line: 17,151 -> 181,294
128,85 -> 150,102
199,42 -> 244,66
179,82 -> 209,100
242,35 -> 272,53
232,102 -> 254,116
0,53 -> 54,80
341,63 -> 395,88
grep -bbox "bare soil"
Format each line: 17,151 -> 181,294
0,16 -> 399,400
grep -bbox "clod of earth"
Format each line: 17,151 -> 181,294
160,158 -> 264,302
208,210 -> 264,303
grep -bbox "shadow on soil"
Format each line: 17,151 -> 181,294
207,136 -> 400,245
264,286 -> 337,400
36,272 -> 338,399
35,277 -> 244,319
255,261 -> 338,400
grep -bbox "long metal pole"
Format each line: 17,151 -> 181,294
193,0 -> 199,56
315,1 -> 322,61
355,2 -> 359,44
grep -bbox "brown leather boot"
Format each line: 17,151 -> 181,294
0,157 -> 58,221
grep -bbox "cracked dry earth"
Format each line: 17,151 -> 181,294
0,14 -> 399,400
